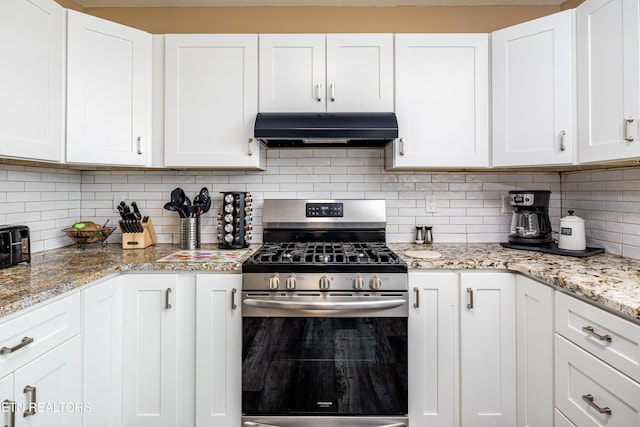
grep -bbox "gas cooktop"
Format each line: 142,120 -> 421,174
243,241 -> 407,273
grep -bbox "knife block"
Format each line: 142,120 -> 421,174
121,217 -> 156,250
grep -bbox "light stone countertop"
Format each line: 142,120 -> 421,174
1,242 -> 639,322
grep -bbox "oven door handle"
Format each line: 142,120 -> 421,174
243,298 -> 407,311
244,422 -> 405,427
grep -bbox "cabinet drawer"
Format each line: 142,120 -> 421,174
555,335 -> 640,427
555,291 -> 640,382
0,293 -> 80,378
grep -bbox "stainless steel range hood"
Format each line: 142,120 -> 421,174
254,112 -> 398,147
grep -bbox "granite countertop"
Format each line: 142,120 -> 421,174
1,242 -> 639,322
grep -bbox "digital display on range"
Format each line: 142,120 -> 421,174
306,202 -> 344,217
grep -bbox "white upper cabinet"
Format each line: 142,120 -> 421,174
164,34 -> 263,169
388,34 -> 489,169
259,34 -> 394,113
0,0 -> 64,163
66,10 -> 152,166
492,10 -> 576,167
577,0 -> 640,163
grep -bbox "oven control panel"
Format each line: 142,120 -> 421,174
306,202 -> 343,217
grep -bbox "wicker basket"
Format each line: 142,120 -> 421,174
62,226 -> 116,249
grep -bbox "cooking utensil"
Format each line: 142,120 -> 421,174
131,201 -> 142,219
164,201 -> 186,218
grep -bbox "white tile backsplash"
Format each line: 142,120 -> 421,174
562,166 -> 640,259
3,152 -> 639,259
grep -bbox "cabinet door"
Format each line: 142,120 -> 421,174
516,276 -> 554,427
408,272 -> 458,427
0,0 -> 64,162
326,34 -> 394,112
492,10 -> 576,167
14,335 -> 82,427
122,274 -> 178,427
66,10 -> 151,166
259,34 -> 326,113
460,272 -> 516,427
164,34 -> 262,169
390,34 -> 489,169
195,274 -> 242,427
577,0 -> 640,163
83,277 -> 123,427
1,374 -> 15,427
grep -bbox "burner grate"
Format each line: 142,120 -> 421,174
248,241 -> 403,266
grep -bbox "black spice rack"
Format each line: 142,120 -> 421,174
217,192 -> 252,249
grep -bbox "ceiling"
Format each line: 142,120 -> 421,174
75,0 -> 565,7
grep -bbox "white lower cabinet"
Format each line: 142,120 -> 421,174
555,335 -> 640,426
460,272 -> 516,427
0,293 -> 82,427
195,274 -> 242,427
83,276 -> 123,427
516,275 -> 554,427
122,274 -> 180,427
408,271 -> 459,427
555,408 -> 577,427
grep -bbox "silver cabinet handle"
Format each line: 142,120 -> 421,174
316,84 -> 322,102
582,394 -> 612,415
248,138 -> 254,156
330,83 -> 335,102
559,130 -> 566,151
23,385 -> 36,417
231,288 -> 237,310
165,288 -> 172,310
399,138 -> 405,156
624,117 -> 635,142
413,287 -> 419,308
0,337 -> 34,355
466,287 -> 474,309
582,325 -> 612,343
136,136 -> 142,155
2,400 -> 15,427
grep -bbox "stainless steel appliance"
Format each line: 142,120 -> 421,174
507,190 -> 553,246
0,225 -> 30,268
242,199 -> 408,427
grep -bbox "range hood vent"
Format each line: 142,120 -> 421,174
254,112 -> 398,147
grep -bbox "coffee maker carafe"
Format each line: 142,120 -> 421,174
508,190 -> 552,246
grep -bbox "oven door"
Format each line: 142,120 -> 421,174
242,292 -> 408,421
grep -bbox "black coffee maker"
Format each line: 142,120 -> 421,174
508,190 -> 553,246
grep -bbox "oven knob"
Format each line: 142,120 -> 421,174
268,275 -> 280,290
369,275 -> 382,290
285,275 -> 296,290
319,275 -> 330,291
353,275 -> 365,290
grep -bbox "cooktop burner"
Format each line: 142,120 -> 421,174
243,241 -> 407,274
253,241 -> 401,264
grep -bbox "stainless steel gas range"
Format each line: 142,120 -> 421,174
241,199 -> 409,427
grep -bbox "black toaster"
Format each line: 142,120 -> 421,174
0,225 -> 31,268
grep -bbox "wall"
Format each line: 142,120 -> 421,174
0,164 -> 81,253
77,149 -> 562,246
562,167 -> 640,260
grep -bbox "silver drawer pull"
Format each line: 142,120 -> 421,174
23,385 -> 36,417
0,337 -> 34,355
165,288 -> 172,310
413,287 -> 419,308
231,288 -> 237,310
466,287 -> 474,309
582,394 -> 612,415
582,326 -> 612,343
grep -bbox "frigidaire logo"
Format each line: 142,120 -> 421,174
316,401 -> 333,408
